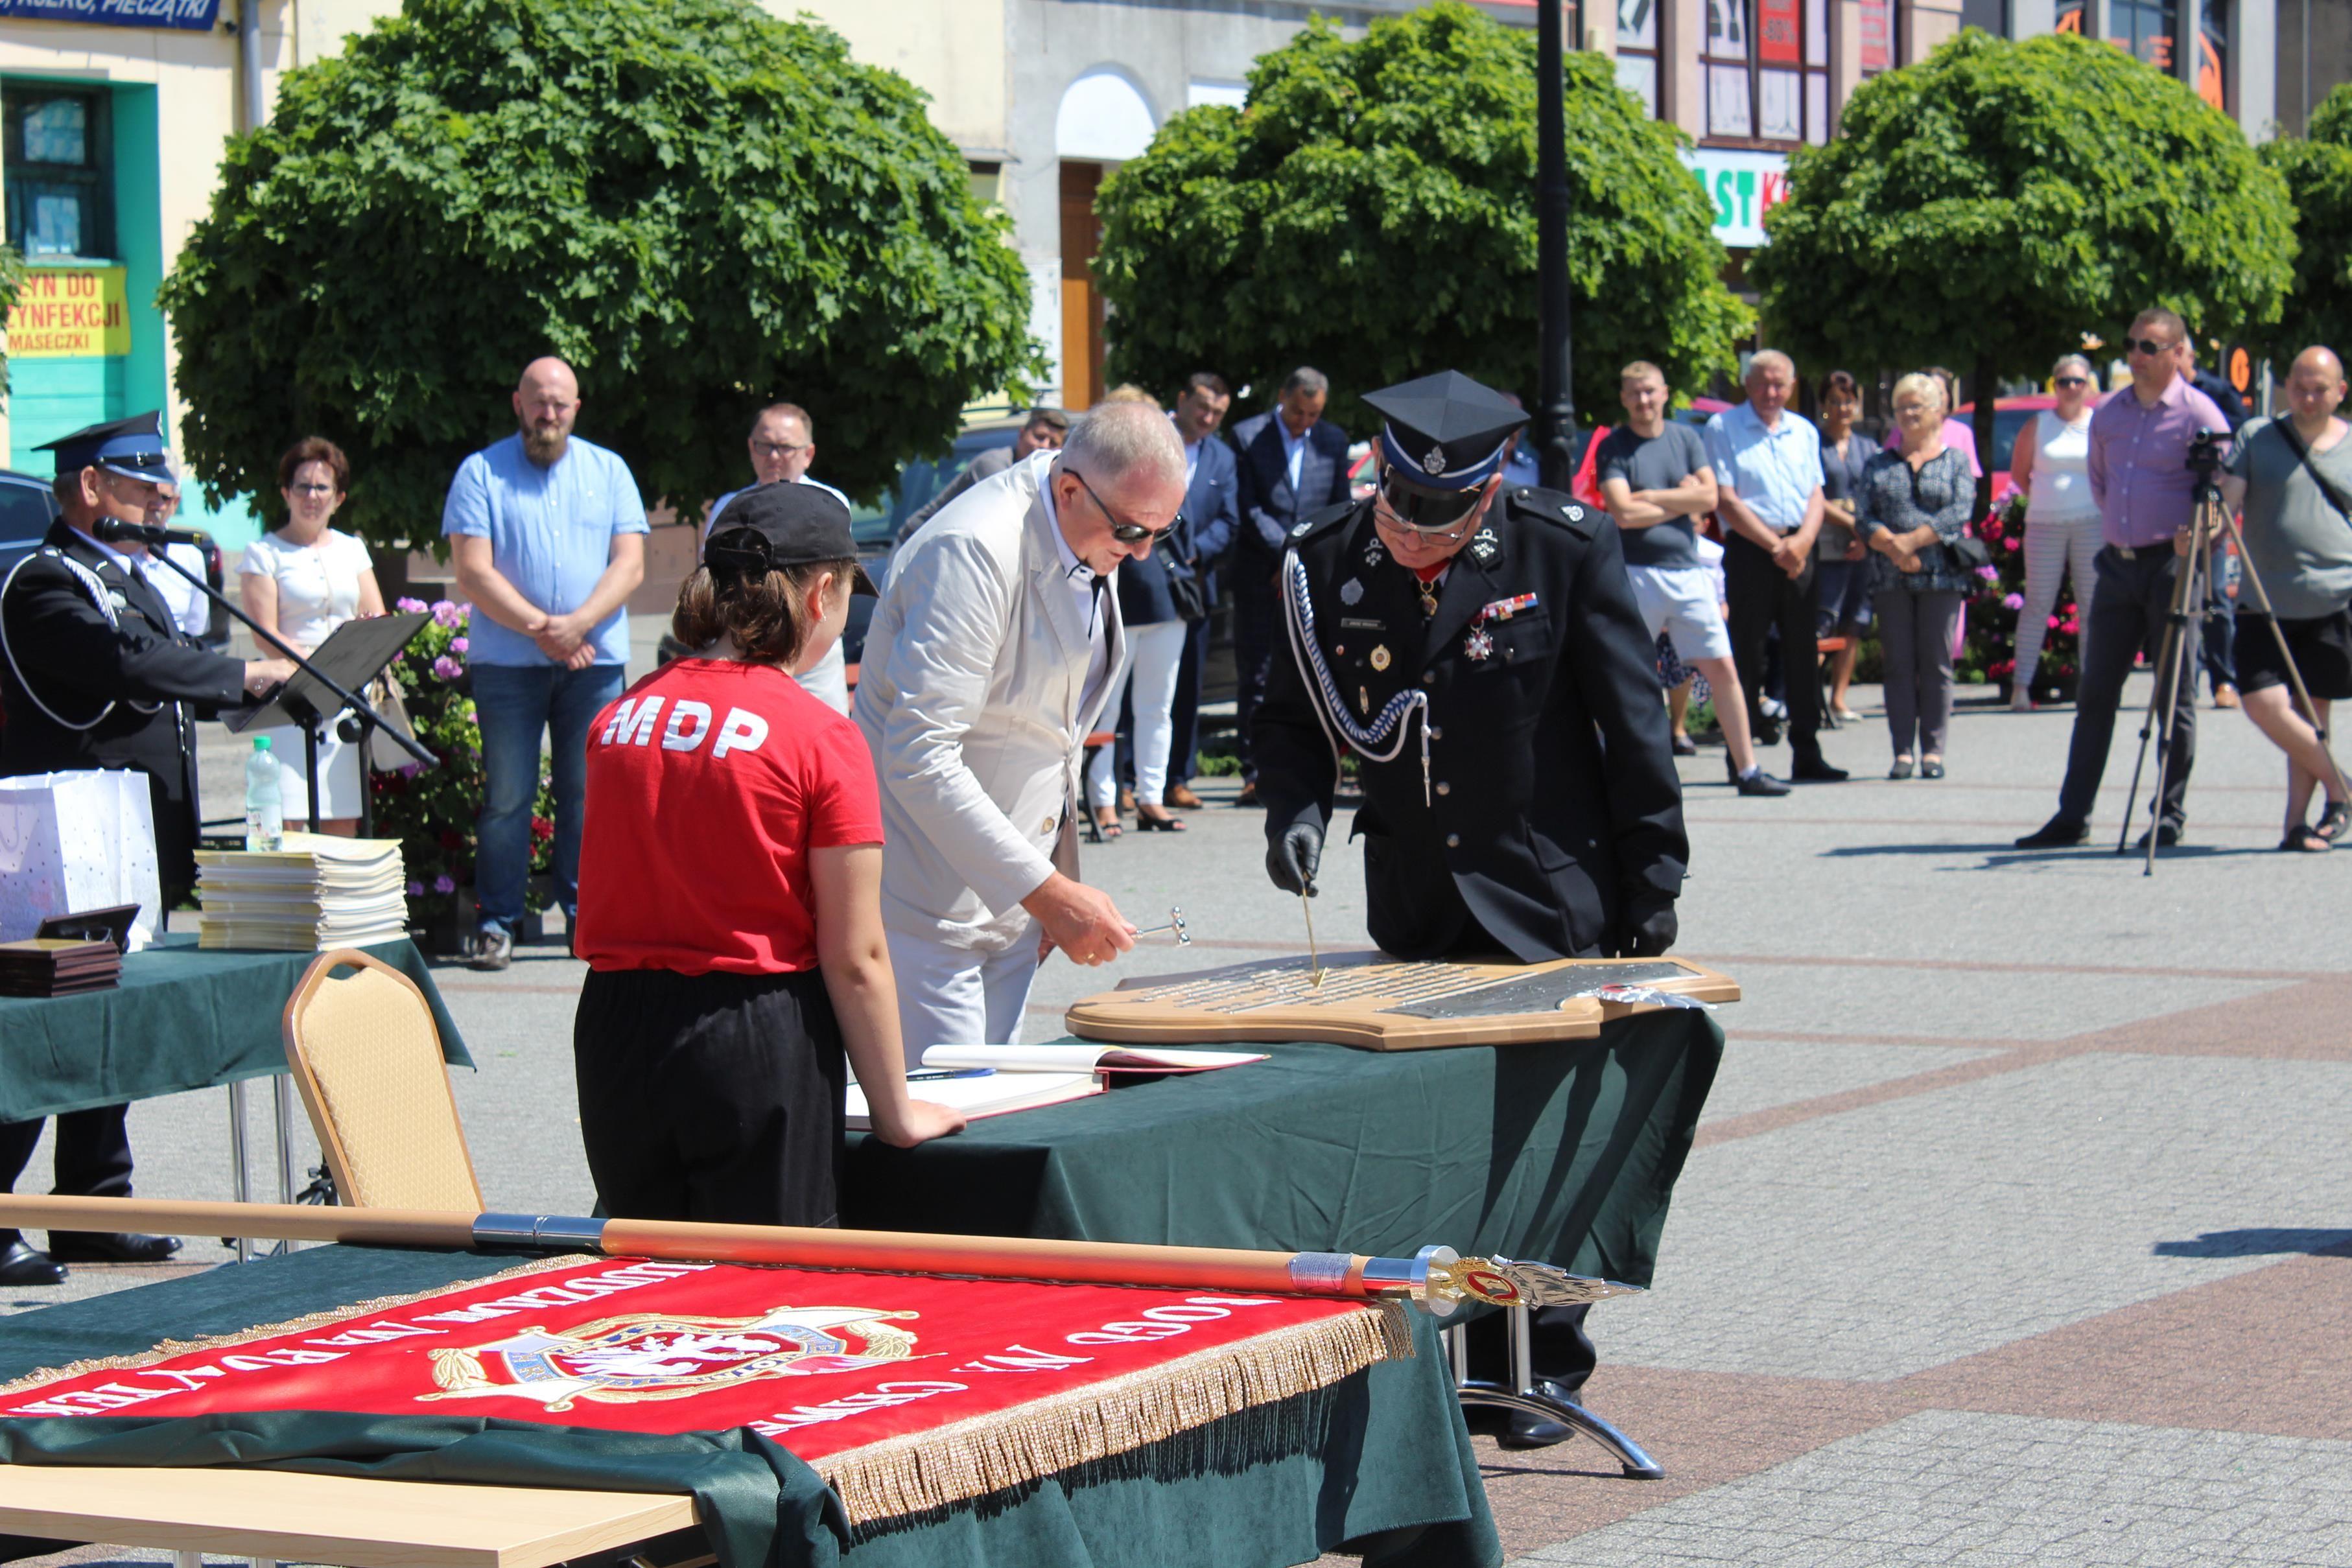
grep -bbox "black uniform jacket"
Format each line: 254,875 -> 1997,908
1254,487 -> 1688,963
0,521 -> 248,897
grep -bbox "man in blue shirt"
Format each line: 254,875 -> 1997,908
1703,351 -> 1849,782
444,357 -> 648,970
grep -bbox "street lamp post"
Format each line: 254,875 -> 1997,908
1535,0 -> 1577,490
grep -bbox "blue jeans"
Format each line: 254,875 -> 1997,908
471,662 -> 626,932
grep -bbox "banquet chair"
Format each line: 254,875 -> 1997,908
281,948 -> 484,1211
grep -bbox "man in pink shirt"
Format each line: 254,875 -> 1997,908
2017,308 -> 2229,849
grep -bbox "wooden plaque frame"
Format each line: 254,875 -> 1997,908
1064,950 -> 1740,1051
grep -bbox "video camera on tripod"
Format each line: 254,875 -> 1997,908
2185,428 -> 2228,481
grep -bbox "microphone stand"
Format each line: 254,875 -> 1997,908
103,521 -> 438,833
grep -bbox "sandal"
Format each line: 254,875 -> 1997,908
1134,808 -> 1188,832
1091,807 -> 1123,839
2317,801 -> 2349,842
2280,825 -> 2333,853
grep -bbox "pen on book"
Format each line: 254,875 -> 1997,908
905,1068 -> 995,1082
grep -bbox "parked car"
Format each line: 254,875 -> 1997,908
1957,393 -> 2102,513
0,468 -> 59,581
837,419 -> 1028,677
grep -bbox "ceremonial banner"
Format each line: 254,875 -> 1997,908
0,1255 -> 1409,1523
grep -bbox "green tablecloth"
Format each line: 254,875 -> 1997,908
0,937 -> 469,1122
0,1243 -> 1498,1568
845,1009 -> 1723,1282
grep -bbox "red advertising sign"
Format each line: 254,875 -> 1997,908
1859,0 -> 1891,70
1759,0 -> 1802,63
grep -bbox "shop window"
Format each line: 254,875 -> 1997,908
3,86 -> 113,261
2109,0 -> 2177,70
1960,0 -> 2010,34
1704,0 -> 1829,143
1859,0 -> 1896,71
2196,0 -> 2229,109
1616,0 -> 1661,116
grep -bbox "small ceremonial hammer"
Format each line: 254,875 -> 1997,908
1133,907 -> 1191,945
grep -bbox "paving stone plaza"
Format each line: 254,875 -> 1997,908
11,672 -> 2351,1566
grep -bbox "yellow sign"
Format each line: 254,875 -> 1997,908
6,267 -> 131,358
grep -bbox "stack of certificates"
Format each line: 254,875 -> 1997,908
195,834 -> 409,952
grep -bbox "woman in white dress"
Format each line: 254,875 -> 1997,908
239,438 -> 384,832
2007,354 -> 2103,711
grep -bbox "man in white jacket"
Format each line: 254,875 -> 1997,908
854,401 -> 1186,1047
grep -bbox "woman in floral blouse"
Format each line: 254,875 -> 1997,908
1857,373 -> 1978,780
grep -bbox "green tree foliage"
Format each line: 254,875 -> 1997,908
1092,1 -> 1748,433
1752,30 -> 2293,476
2257,86 -> 2352,362
0,246 -> 29,410
158,0 -> 1039,547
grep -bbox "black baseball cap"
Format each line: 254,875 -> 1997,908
704,481 -> 879,596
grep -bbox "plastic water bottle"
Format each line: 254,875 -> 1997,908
245,736 -> 283,852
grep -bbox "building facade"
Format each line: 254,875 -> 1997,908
0,0 -> 2340,546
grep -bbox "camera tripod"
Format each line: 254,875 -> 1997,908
2118,466 -> 2351,874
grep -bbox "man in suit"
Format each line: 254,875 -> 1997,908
0,414 -> 294,1287
1254,371 -> 1687,1445
854,401 -> 1183,1048
1231,368 -> 1352,804
1160,373 -> 1238,809
894,406 -> 1070,547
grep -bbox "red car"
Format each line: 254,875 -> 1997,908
1958,393 -> 2104,513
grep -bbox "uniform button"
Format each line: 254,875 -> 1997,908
1446,833 -> 1461,848
1435,782 -> 1451,795
1428,725 -> 1442,740
1422,671 -> 1436,685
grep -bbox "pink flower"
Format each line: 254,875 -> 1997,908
449,637 -> 469,654
2049,616 -> 2064,629
2004,537 -> 2021,551
432,874 -> 456,895
432,655 -> 465,681
2003,592 -> 2025,611
395,596 -> 428,613
1976,565 -> 1999,581
432,602 -> 464,629
406,880 -> 424,897
398,762 -> 424,779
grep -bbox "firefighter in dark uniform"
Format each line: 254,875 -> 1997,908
1254,371 -> 1689,1446
0,414 -> 294,1286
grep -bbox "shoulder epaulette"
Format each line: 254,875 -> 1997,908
1284,496 -> 1365,546
1506,486 -> 1596,539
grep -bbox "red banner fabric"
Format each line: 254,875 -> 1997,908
0,1256 -> 1410,1522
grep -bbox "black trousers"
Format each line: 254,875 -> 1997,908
1725,533 -> 1824,751
2056,546 -> 2197,829
573,966 -> 847,1228
1231,570 -> 1282,782
0,1105 -> 134,1251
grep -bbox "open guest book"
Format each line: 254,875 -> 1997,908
844,1044 -> 1269,1128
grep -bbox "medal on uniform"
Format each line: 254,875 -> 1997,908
1339,578 -> 1363,606
1369,645 -> 1391,672
1417,578 -> 1439,617
1464,626 -> 1494,661
1358,686 -> 1370,715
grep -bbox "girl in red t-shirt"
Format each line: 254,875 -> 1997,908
572,485 -> 962,1226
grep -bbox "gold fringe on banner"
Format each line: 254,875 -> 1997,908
816,1300 -> 1414,1525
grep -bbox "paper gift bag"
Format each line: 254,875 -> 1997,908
0,769 -> 163,949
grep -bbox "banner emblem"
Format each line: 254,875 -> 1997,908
427,1305 -> 918,1412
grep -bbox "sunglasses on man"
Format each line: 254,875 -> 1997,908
2124,336 -> 2176,357
1067,467 -> 1180,544
1375,466 -> 1488,534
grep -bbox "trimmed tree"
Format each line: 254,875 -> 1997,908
158,0 -> 1039,547
2257,85 -> 2352,363
1751,29 -> 2294,478
1092,1 -> 1749,434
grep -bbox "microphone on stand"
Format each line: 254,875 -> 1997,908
88,517 -> 207,550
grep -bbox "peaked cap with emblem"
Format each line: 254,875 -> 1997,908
36,412 -> 175,483
1364,371 -> 1528,495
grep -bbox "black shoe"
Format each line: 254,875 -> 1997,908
1920,759 -> 1946,780
1734,767 -> 1793,797
0,1240 -> 64,1286
46,1230 -> 180,1264
1754,718 -> 1784,747
1498,1408 -> 1573,1449
1791,754 -> 1849,783
2014,817 -> 2088,848
1671,734 -> 1699,757
2135,821 -> 2184,850
1888,756 -> 1914,780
